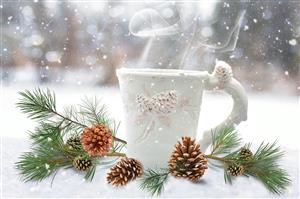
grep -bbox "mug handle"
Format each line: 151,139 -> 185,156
200,61 -> 248,151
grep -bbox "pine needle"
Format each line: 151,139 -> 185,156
210,126 -> 241,155
17,88 -> 56,120
139,169 -> 170,196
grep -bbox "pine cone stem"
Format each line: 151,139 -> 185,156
106,152 -> 126,157
112,136 -> 127,144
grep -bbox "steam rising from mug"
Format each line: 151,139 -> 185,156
128,8 -> 180,37
128,3 -> 246,68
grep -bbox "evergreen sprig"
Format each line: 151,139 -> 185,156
17,88 -> 57,120
210,126 -> 241,155
16,125 -> 72,182
206,128 -> 291,195
15,88 -> 126,183
139,169 -> 170,196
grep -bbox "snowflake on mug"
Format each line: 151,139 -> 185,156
136,90 -> 178,114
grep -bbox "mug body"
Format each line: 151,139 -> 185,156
117,68 -> 208,168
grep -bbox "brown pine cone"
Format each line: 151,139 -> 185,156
107,157 -> 143,186
227,164 -> 244,176
168,136 -> 208,182
80,124 -> 113,156
73,155 -> 93,171
66,135 -> 81,150
239,147 -> 253,160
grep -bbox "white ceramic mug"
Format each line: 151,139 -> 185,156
117,61 -> 248,168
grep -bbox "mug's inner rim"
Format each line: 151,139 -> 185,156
117,68 -> 206,76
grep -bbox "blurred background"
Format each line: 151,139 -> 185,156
0,0 -> 299,95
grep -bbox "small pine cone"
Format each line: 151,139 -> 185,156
80,124 -> 113,156
136,94 -> 152,113
213,61 -> 233,83
73,156 -> 93,171
107,157 -> 143,186
65,136 -> 81,150
168,136 -> 208,182
239,147 -> 253,160
227,164 -> 244,176
151,90 -> 178,114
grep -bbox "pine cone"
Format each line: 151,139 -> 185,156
213,61 -> 233,83
66,136 -> 81,150
151,90 -> 178,114
239,147 -> 253,160
227,164 -> 244,176
107,157 -> 143,186
80,124 -> 113,156
136,90 -> 178,114
73,155 -> 93,171
168,136 -> 208,182
136,94 -> 152,113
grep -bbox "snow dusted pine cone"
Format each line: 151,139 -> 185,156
213,60 -> 233,84
107,157 -> 143,186
227,164 -> 244,176
80,124 -> 113,156
168,136 -> 208,182
73,155 -> 93,171
136,94 -> 152,113
65,135 -> 82,150
136,90 -> 178,114
239,147 -> 253,160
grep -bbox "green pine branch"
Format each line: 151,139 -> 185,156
210,126 -> 242,155
139,169 -> 170,196
16,88 -> 127,183
17,88 -> 57,120
206,127 -> 291,195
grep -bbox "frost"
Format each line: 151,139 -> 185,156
45,163 -> 50,169
288,39 -> 297,46
253,18 -> 257,23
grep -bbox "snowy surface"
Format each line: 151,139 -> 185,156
1,85 -> 299,198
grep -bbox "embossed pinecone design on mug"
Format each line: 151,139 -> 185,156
213,61 -> 233,86
136,90 -> 178,114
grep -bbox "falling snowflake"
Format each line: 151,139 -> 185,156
288,39 -> 297,46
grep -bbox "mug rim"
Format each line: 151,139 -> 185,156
116,68 -> 208,77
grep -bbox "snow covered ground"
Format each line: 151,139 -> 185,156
1,85 -> 299,197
